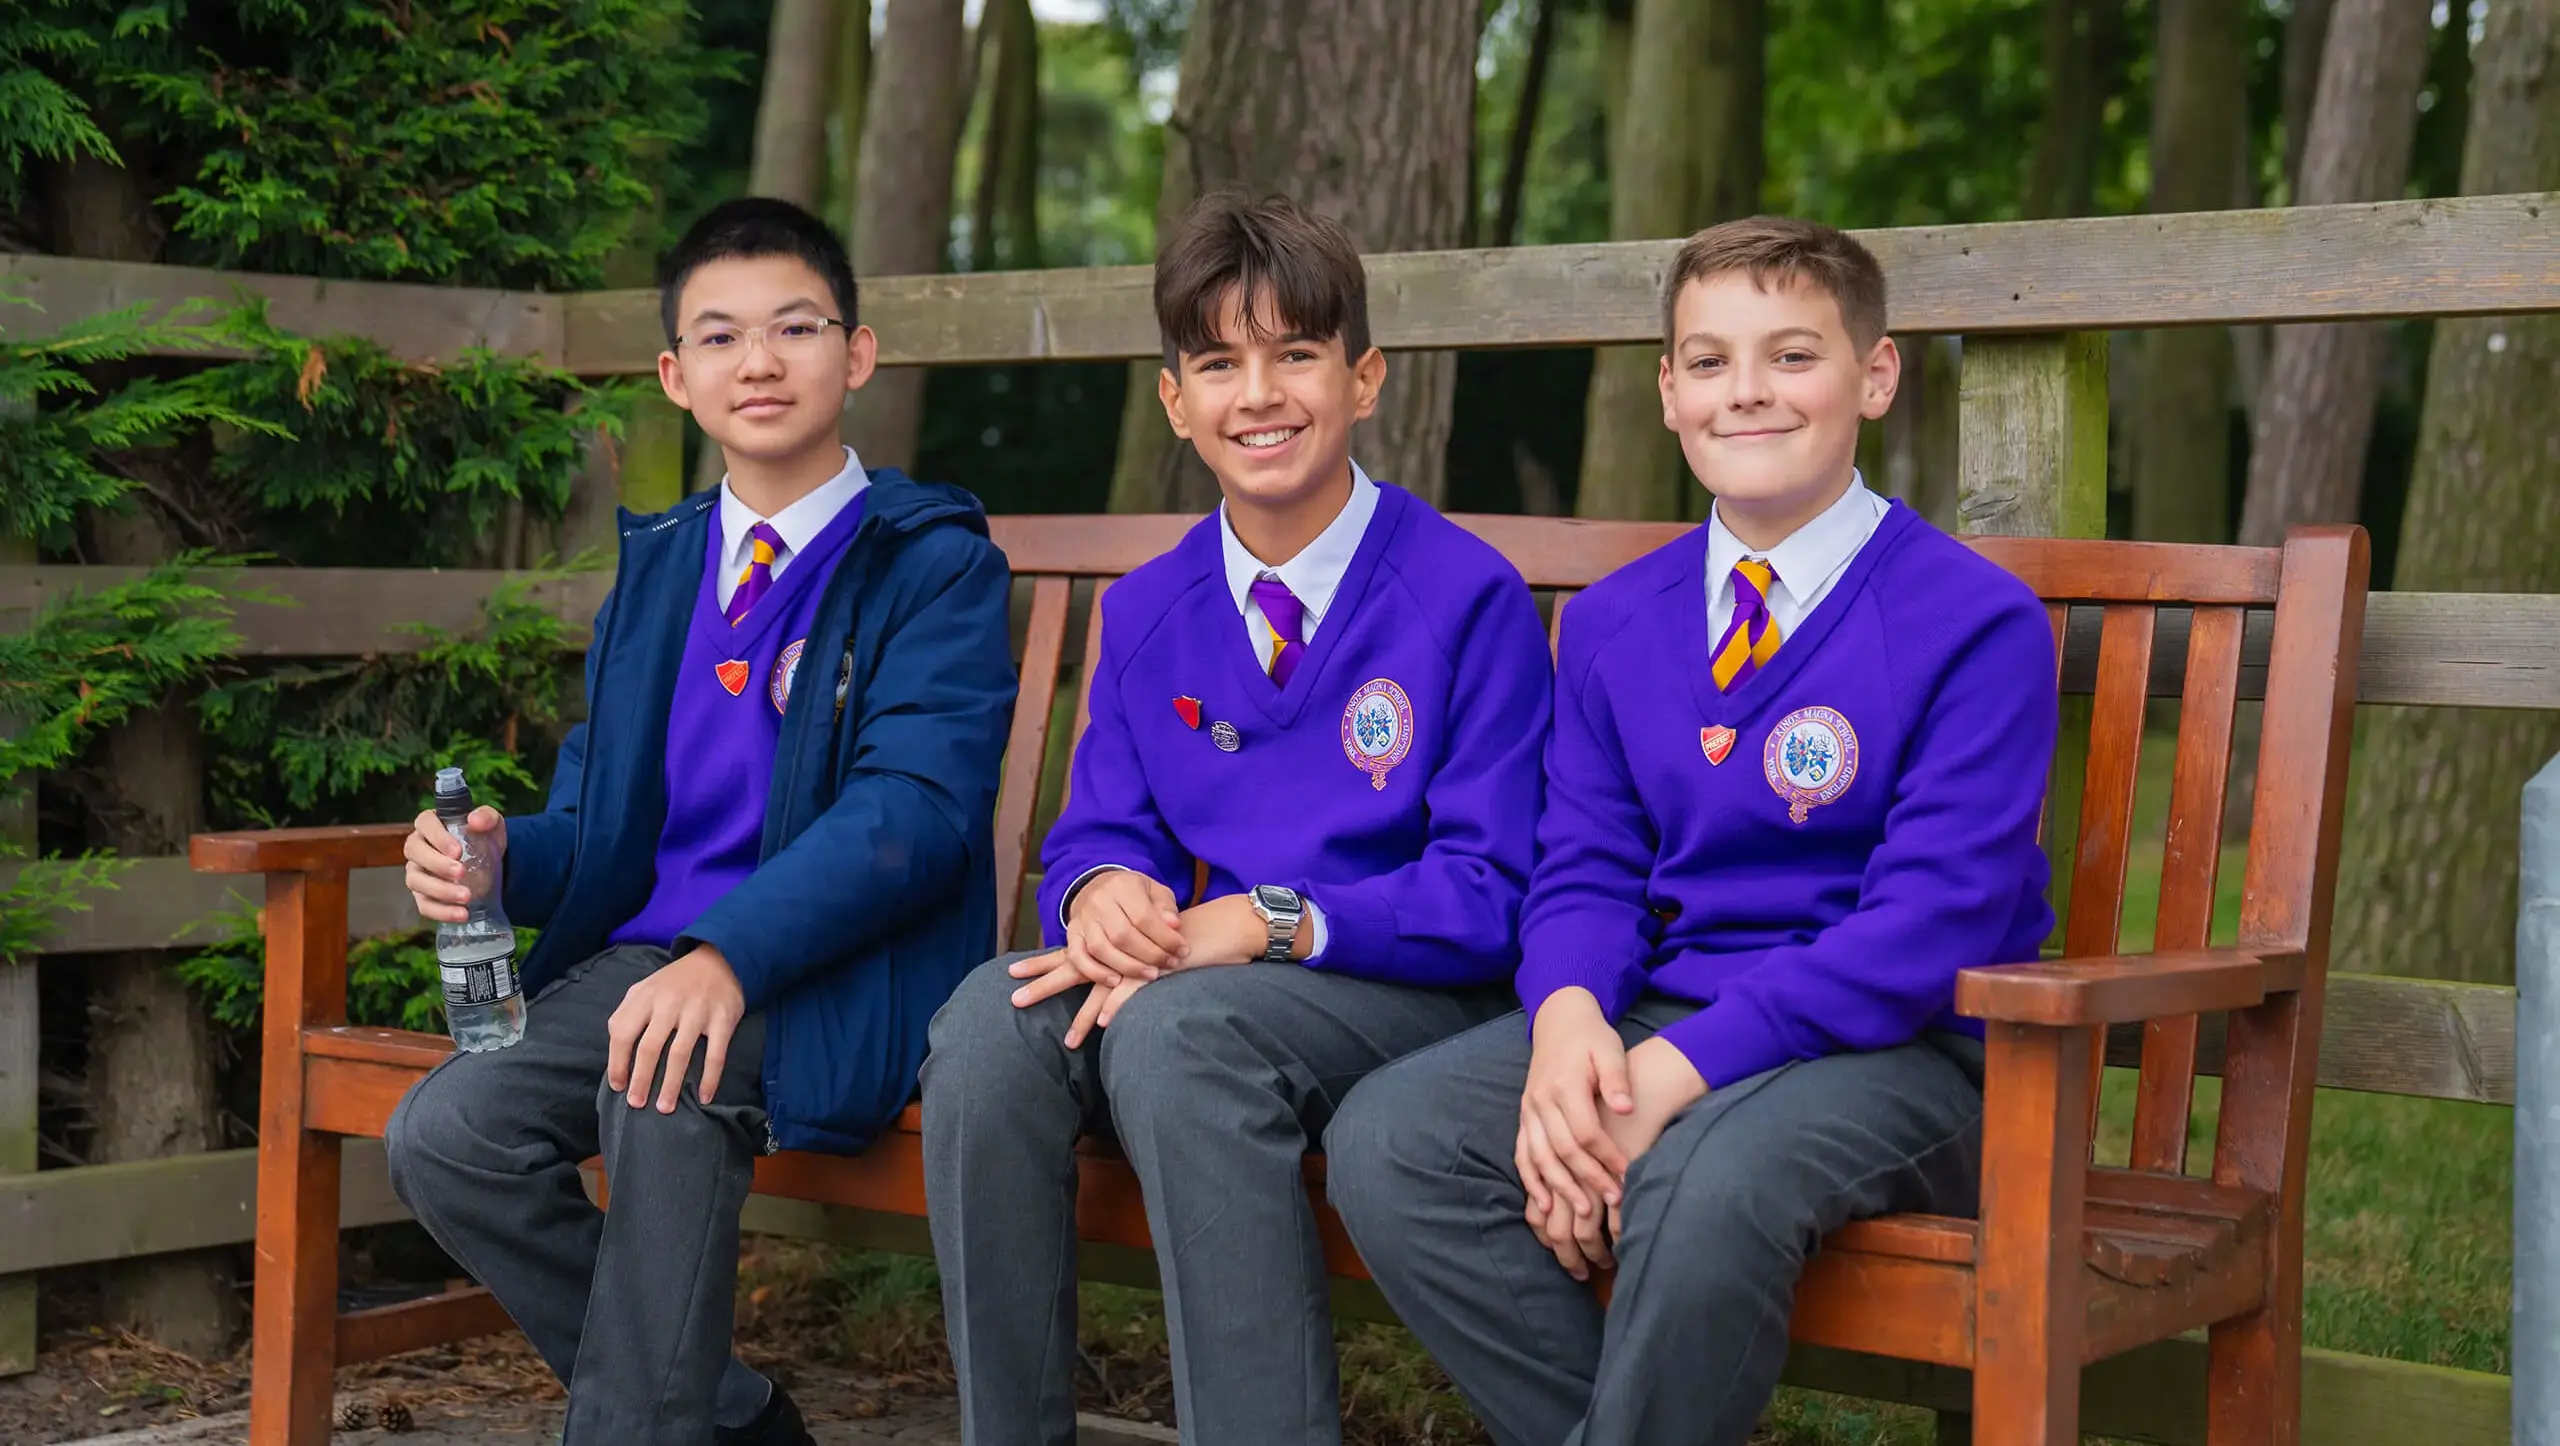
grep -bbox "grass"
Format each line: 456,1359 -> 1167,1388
757,731 -> 2511,1441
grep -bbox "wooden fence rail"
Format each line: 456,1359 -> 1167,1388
4,194 -> 2556,368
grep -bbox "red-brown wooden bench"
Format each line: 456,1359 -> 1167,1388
194,514 -> 2368,1446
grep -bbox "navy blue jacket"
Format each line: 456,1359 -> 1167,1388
502,471 -> 1017,1153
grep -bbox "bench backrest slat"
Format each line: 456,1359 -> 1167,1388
2070,604 -> 2159,1137
995,576 -> 1074,949
2131,604 -> 2247,1173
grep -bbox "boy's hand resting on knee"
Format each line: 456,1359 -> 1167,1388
1521,988 -> 1635,1278
608,945 -> 747,1113
403,806 -> 506,924
1596,1038 -> 1708,1242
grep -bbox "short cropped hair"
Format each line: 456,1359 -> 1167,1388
658,198 -> 860,345
1153,191 -> 1372,375
1661,216 -> 1888,352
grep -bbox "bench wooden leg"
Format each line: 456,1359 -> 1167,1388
1970,1022 -> 2091,1446
249,870 -> 349,1446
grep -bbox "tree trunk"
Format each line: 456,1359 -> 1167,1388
1574,0 -> 1764,522
2280,0 -> 2337,196
2331,0 -> 2560,985
2235,0 -> 2432,548
751,0 -> 840,210
1492,0 -> 1560,250
1105,0 -> 1481,512
2026,0 -> 2125,219
45,153 -> 237,1360
831,0 -> 874,234
970,0 -> 1040,271
2129,0 -> 2248,543
848,0 -> 972,471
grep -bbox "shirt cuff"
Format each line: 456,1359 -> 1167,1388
1301,897 -> 1328,963
1652,1001 -> 1794,1091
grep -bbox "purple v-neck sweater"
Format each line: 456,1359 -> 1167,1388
1517,502 -> 2057,1087
1037,482 -> 1551,987
612,492 -> 867,950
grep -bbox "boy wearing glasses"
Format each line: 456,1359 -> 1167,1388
386,197 -> 1017,1446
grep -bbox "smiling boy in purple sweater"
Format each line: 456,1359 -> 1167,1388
920,192 -> 1551,1446
1326,217 -> 2058,1446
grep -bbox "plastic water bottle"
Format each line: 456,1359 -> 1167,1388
433,767 -> 525,1052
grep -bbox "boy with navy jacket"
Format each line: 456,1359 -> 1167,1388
920,192 -> 1552,1446
1325,218 -> 2058,1446
386,199 -> 1016,1446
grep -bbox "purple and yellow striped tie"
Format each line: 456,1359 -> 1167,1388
723,521 -> 787,626
1248,576 -> 1307,688
1711,557 -> 1783,691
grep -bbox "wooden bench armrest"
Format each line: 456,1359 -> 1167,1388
191,822 -> 412,875
1955,948 -> 2308,1027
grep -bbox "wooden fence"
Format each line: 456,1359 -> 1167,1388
3,191 -> 2554,1444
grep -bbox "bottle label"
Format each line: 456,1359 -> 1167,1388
440,946 -> 518,1008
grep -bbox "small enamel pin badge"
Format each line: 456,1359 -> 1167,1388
1210,720 -> 1243,752
1342,678 -> 1415,790
714,659 -> 751,697
1764,706 -> 1859,824
1700,725 -> 1736,766
771,639 -> 805,715
1174,695 -> 1203,730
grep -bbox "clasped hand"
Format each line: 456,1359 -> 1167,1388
1517,988 -> 1707,1280
1007,870 -> 1272,1047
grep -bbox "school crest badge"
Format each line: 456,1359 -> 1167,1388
1763,706 -> 1859,824
1341,678 -> 1415,791
771,639 -> 805,714
715,659 -> 751,697
1700,725 -> 1736,766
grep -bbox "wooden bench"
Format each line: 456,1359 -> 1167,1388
196,512 -> 2369,1446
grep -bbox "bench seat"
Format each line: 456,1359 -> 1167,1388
204,517 -> 2369,1446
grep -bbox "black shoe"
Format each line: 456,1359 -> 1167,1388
714,1381 -> 815,1446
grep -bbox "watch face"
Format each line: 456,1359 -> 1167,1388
1254,884 -> 1301,913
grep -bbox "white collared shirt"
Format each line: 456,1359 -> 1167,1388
1705,472 -> 1888,645
1060,463 -> 1381,955
1218,460 -> 1380,670
713,446 -> 870,610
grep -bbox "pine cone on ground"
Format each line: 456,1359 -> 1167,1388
335,1401 -> 376,1432
377,1397 -> 415,1434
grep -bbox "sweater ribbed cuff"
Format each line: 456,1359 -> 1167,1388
1653,1002 -> 1794,1090
1514,942 -> 1648,1027
1306,884 -> 1395,973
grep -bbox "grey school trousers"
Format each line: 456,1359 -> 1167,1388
385,944 -> 775,1446
1323,998 -> 1987,1446
920,951 -> 1510,1446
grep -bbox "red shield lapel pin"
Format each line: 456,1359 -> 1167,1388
1174,695 -> 1203,730
715,659 -> 751,697
1700,725 -> 1736,766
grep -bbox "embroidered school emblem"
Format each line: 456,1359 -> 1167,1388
1174,695 -> 1203,730
1210,720 -> 1243,753
1763,706 -> 1859,824
1341,678 -> 1415,791
715,659 -> 751,697
771,638 -> 806,715
1700,725 -> 1736,766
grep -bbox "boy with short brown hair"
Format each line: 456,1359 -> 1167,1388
920,191 -> 1552,1446
1325,216 -> 2058,1446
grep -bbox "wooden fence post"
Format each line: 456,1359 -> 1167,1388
0,529 -> 32,1376
1946,330 -> 2109,1446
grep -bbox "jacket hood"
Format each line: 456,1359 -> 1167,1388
613,467 -> 989,542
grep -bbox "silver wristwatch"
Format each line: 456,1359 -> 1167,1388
1249,884 -> 1306,963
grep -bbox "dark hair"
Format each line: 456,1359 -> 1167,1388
1152,190 -> 1372,374
1660,216 -> 1889,351
658,197 -> 859,345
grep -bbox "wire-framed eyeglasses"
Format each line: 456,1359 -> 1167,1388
674,316 -> 850,360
